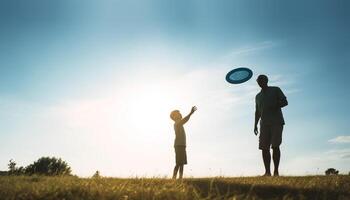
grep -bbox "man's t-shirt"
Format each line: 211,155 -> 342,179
256,86 -> 286,125
174,122 -> 186,147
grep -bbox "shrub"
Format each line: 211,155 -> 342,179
325,168 -> 339,175
7,159 -> 25,175
92,170 -> 101,178
25,157 -> 71,176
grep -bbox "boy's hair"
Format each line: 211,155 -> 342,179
170,110 -> 180,121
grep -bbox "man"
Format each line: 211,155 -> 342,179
254,75 -> 288,176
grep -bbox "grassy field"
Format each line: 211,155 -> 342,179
0,176 -> 349,200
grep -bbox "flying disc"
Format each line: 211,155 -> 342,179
225,67 -> 253,84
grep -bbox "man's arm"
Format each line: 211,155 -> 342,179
277,88 -> 288,108
254,103 -> 260,135
179,106 -> 197,125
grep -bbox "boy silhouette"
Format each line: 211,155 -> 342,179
170,106 -> 197,179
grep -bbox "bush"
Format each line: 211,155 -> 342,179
8,159 -> 17,175
7,159 -> 25,175
325,168 -> 339,175
25,157 -> 72,176
92,170 -> 101,178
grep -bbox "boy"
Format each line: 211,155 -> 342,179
170,106 -> 197,179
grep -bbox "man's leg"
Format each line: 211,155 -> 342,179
173,165 -> 179,179
260,124 -> 271,176
262,149 -> 271,176
179,165 -> 184,179
272,147 -> 280,176
271,125 -> 283,176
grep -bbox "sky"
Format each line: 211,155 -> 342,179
0,0 -> 349,177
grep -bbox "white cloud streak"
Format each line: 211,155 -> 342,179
329,136 -> 350,144
284,148 -> 350,175
226,41 -> 277,57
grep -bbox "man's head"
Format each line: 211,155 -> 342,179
257,74 -> 268,89
170,110 -> 182,122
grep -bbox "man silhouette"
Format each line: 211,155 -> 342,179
254,75 -> 288,176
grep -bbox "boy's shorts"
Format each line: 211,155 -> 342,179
259,124 -> 283,150
175,146 -> 187,165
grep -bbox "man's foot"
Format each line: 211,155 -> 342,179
273,171 -> 279,176
262,173 -> 271,177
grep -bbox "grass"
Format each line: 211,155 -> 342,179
0,175 -> 349,200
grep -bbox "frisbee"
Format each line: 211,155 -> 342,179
225,67 -> 253,84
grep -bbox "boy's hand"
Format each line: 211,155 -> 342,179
191,106 -> 197,114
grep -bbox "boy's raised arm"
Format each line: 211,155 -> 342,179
179,106 -> 197,125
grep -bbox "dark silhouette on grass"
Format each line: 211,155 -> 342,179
92,170 -> 101,178
170,106 -> 197,179
325,168 -> 339,175
254,75 -> 288,176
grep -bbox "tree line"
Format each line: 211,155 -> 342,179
6,157 -> 71,176
2,157 -> 348,176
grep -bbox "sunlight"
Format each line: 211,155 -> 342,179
124,83 -> 177,132
117,73 -> 201,134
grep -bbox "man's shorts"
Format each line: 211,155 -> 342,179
175,146 -> 187,165
259,124 -> 284,150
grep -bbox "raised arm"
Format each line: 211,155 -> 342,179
179,106 -> 197,125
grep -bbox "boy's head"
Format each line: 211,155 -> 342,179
170,110 -> 182,122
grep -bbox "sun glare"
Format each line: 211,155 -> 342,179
122,82 -> 179,134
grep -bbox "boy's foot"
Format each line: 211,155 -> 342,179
262,173 -> 271,177
273,171 -> 279,176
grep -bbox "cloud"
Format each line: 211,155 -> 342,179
284,148 -> 350,175
226,41 -> 277,57
342,154 -> 350,159
325,148 -> 350,160
329,136 -> 350,144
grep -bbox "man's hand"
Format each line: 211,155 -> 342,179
190,106 -> 197,114
254,125 -> 258,136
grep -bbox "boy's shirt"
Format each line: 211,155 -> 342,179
174,121 -> 186,147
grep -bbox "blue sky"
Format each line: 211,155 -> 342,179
0,0 -> 349,177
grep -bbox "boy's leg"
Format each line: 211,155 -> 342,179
272,147 -> 280,176
173,165 -> 179,179
179,165 -> 184,179
262,149 -> 271,176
